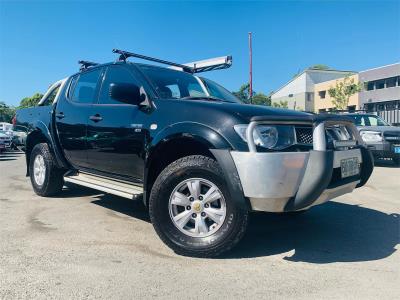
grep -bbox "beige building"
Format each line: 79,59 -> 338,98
314,74 -> 360,113
270,68 -> 355,112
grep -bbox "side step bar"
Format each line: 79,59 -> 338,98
64,172 -> 143,199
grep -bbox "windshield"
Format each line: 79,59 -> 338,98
200,77 -> 241,103
137,64 -> 240,103
137,64 -> 208,100
349,115 -> 390,126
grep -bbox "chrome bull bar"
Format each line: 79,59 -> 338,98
245,116 -> 362,152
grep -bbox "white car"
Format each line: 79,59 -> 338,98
0,131 -> 12,150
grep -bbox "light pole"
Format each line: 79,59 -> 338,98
248,32 -> 253,103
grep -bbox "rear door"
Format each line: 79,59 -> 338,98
86,65 -> 146,181
55,68 -> 103,169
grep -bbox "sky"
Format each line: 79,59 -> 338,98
0,0 -> 399,106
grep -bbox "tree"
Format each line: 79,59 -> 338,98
328,76 -> 362,110
232,83 -> 251,103
19,93 -> 43,109
0,101 -> 16,123
232,84 -> 272,106
272,100 -> 288,109
251,92 -> 271,106
310,64 -> 330,70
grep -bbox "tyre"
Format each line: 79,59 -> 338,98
29,143 -> 65,196
393,156 -> 400,166
149,155 -> 248,257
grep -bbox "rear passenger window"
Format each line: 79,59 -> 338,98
70,69 -> 102,103
99,66 -> 141,104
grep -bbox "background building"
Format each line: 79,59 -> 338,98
360,63 -> 400,125
314,74 -> 360,113
271,68 -> 354,111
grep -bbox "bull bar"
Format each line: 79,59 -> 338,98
230,114 -> 374,212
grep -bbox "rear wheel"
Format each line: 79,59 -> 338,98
29,143 -> 65,196
149,155 -> 248,257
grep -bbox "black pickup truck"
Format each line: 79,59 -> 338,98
16,49 -> 374,257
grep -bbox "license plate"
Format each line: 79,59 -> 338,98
0,145 -> 4,149
394,146 -> 400,154
341,157 -> 360,178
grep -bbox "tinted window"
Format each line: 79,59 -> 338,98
386,77 -> 397,88
366,81 -> 375,91
375,80 -> 385,89
71,68 -> 102,103
201,77 -> 240,103
99,66 -> 141,104
137,64 -> 207,99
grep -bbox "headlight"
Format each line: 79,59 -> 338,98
360,131 -> 382,143
234,124 -> 295,150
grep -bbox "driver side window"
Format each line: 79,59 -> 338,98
98,66 -> 142,105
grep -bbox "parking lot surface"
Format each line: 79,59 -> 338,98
0,151 -> 399,299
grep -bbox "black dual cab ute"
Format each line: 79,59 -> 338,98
16,49 -> 374,257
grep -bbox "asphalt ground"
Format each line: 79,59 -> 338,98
0,150 -> 399,299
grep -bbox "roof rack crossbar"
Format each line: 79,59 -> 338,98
112,49 -> 194,73
78,60 -> 99,71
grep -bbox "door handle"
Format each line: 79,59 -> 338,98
55,112 -> 65,119
89,114 -> 103,122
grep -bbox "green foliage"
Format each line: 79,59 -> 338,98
232,83 -> 251,103
0,92 -> 45,122
310,64 -> 330,70
0,101 -> 16,123
19,93 -> 43,109
327,76 -> 362,110
251,92 -> 271,106
272,100 -> 288,109
232,84 -> 271,106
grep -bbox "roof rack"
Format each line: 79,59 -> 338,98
112,49 -> 232,74
113,49 -> 193,72
78,60 -> 99,71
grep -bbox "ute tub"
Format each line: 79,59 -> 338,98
230,115 -> 374,212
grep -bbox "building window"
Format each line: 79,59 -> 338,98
366,81 -> 375,91
318,90 -> 326,99
347,105 -> 356,112
365,76 -> 400,91
375,79 -> 385,89
386,76 -> 397,88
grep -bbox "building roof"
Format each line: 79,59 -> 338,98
359,62 -> 400,73
272,68 -> 356,97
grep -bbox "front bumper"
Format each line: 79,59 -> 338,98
227,115 -> 374,212
365,141 -> 400,159
231,147 -> 372,212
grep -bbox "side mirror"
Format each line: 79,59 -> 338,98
109,83 -> 142,105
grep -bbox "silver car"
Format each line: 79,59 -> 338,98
346,113 -> 400,165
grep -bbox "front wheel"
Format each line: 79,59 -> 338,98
149,155 -> 248,257
29,143 -> 65,196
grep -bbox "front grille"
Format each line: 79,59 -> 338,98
295,127 -> 313,144
295,125 -> 354,147
384,131 -> 400,142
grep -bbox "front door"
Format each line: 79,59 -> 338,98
55,68 -> 103,169
86,65 -> 147,182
